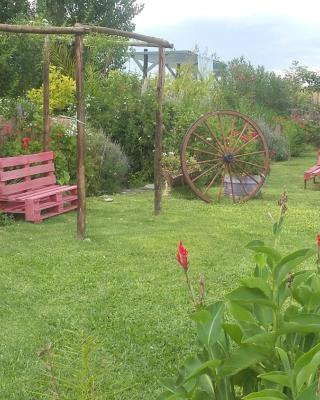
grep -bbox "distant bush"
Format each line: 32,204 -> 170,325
275,116 -> 305,156
257,119 -> 290,161
87,127 -> 129,194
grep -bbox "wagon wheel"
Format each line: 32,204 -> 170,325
181,110 -> 270,203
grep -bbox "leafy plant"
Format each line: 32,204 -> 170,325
160,191 -> 320,399
0,212 -> 14,227
27,66 -> 76,114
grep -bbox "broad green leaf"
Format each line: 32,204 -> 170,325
276,348 -> 291,376
258,371 -> 290,387
159,378 -> 188,396
158,391 -> 186,400
191,301 -> 225,350
273,248 -> 313,283
294,343 -> 320,393
253,304 -> 273,327
243,332 -> 275,349
293,273 -> 320,309
229,301 -> 256,323
184,359 -> 221,382
280,314 -> 320,334
246,240 -> 265,248
226,286 -> 273,307
218,344 -> 268,377
223,323 -> 243,344
243,389 -> 289,399
296,382 -> 317,400
245,242 -> 281,269
197,374 -> 215,397
254,253 -> 268,270
241,277 -> 273,299
294,342 -> 320,380
239,321 -> 264,339
278,279 -> 290,306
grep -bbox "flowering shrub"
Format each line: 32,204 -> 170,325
27,66 -> 76,114
162,153 -> 200,176
161,191 -> 320,399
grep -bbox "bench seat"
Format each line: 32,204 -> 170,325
0,152 -> 77,223
304,151 -> 320,189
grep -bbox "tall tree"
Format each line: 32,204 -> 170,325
0,0 -> 32,22
37,0 -> 143,30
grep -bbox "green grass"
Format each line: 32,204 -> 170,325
1,154 -> 320,399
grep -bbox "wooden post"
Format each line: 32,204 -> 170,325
143,48 -> 148,80
43,35 -> 50,151
154,47 -> 165,215
75,34 -> 86,239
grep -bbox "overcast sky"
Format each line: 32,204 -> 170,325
133,0 -> 320,73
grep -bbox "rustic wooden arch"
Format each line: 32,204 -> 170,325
0,23 -> 173,239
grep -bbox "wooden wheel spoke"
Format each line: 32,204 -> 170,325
193,130 -> 222,154
231,121 -> 249,151
204,121 -> 225,152
232,163 -> 261,185
195,158 -> 222,165
233,134 -> 260,155
217,114 -> 226,146
191,165 -> 216,183
229,164 -> 249,196
204,163 -> 224,193
233,150 -> 265,158
236,158 -> 265,170
187,146 -> 216,156
228,116 -> 236,138
217,167 -> 226,202
226,165 -> 236,202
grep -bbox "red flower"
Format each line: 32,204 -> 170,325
249,131 -> 257,138
22,136 -> 30,149
241,135 -> 248,142
317,234 -> 320,247
176,240 -> 188,271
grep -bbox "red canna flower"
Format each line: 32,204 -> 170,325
317,234 -> 320,247
241,135 -> 248,142
176,240 -> 188,271
22,136 -> 30,149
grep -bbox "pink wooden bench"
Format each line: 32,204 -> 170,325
304,150 -> 320,189
0,151 -> 77,223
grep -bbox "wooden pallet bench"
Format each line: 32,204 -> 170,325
0,151 -> 77,223
304,151 -> 320,189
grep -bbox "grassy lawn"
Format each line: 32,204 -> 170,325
1,154 -> 320,399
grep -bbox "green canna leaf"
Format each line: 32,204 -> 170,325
191,301 -> 225,350
218,344 -> 268,377
228,301 -> 256,323
273,248 -> 314,284
243,389 -> 289,399
226,286 -> 273,307
241,277 -> 273,299
223,323 -> 243,345
258,371 -> 290,387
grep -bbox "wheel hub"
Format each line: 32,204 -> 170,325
223,153 -> 235,164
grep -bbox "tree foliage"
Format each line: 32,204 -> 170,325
0,0 -> 32,23
36,0 -> 143,30
0,32 -> 43,97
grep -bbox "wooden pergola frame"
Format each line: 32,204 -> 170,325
0,23 -> 173,239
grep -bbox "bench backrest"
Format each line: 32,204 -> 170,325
0,151 -> 56,197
